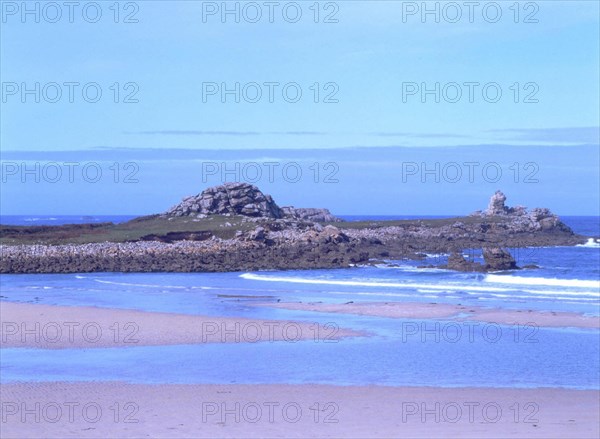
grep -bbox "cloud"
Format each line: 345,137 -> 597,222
124,130 -> 471,139
124,130 -> 261,136
489,127 -> 600,144
369,132 -> 469,138
124,130 -> 327,136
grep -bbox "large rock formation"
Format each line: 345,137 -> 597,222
165,182 -> 342,222
165,182 -> 284,218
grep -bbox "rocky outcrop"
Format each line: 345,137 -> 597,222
473,190 -> 574,234
0,225 -> 367,274
0,188 -> 588,274
444,247 -> 518,272
281,207 -> 342,222
164,183 -> 342,222
165,182 -> 284,218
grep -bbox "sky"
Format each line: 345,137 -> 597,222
1,0 -> 599,215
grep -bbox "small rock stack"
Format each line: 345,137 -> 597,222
487,190 -> 509,215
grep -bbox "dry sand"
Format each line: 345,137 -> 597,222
1,382 -> 598,438
0,302 -> 361,349
259,301 -> 600,329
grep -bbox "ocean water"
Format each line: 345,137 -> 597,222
0,215 -> 137,225
0,216 -> 598,389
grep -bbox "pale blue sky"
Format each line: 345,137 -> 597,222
1,1 -> 599,215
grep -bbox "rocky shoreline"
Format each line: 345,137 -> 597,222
0,185 -> 590,274
0,225 -> 368,273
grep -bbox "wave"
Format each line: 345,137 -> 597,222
241,273 -> 600,302
488,293 -> 598,302
576,238 -> 600,248
240,273 -> 513,293
522,289 -> 599,298
485,274 -> 600,290
23,217 -> 58,222
93,279 -> 188,289
92,278 -> 288,294
374,264 -> 446,273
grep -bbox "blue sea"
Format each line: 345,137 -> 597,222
1,216 -> 599,389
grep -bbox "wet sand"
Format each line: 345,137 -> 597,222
1,382 -> 598,438
0,302 -> 361,349
259,301 -> 600,329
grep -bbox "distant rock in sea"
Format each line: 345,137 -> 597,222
164,182 -> 342,222
444,247 -> 518,272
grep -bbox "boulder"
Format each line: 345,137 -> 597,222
483,247 -> 518,271
247,226 -> 267,242
318,225 -> 350,244
446,251 -> 486,272
281,207 -> 342,222
443,247 -> 518,272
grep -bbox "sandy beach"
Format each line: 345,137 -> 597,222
0,302 -> 361,349
1,382 -> 598,438
259,301 -> 600,329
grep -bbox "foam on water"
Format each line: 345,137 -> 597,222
576,238 -> 600,248
240,273 -> 512,292
485,274 -> 600,290
241,271 -> 600,303
93,279 -> 188,289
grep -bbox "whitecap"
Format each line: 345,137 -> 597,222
576,238 -> 600,248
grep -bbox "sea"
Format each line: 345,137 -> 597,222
1,215 -> 599,389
